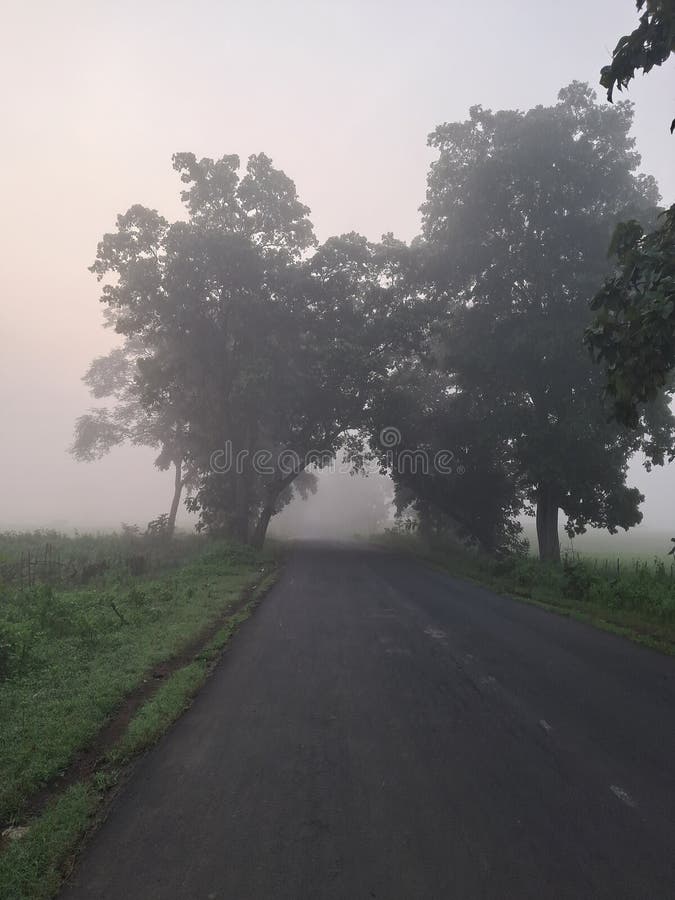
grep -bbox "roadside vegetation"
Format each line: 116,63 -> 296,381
0,529 -> 273,899
0,527 -> 204,589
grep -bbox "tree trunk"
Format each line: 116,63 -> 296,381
251,502 -> 274,550
249,462 -> 308,549
167,460 -> 183,538
536,484 -> 560,563
233,473 -> 250,545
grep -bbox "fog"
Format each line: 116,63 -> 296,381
2,0 -> 674,540
270,467 -> 395,541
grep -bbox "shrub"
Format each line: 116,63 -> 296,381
561,559 -> 595,601
490,556 -> 518,577
20,585 -> 80,638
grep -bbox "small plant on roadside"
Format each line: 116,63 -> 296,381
561,558 -> 595,601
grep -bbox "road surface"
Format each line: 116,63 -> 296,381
61,544 -> 675,899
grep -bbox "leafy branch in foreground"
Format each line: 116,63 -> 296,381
600,0 -> 675,131
589,1 -> 675,497
586,205 -> 675,435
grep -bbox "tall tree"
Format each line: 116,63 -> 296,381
89,154 -> 390,546
421,83 -> 673,561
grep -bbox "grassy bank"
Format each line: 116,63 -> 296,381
381,533 -> 675,654
0,557 -> 278,900
0,534 -> 270,825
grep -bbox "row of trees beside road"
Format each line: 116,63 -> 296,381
75,5 -> 675,560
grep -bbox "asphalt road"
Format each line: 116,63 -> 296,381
61,544 -> 675,900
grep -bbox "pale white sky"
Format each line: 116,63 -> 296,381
1,0 -> 674,531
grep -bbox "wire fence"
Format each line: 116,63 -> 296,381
0,543 -> 152,590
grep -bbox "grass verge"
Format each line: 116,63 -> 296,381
0,541 -> 269,822
0,565 -> 279,900
0,784 -> 96,900
109,574 -> 277,764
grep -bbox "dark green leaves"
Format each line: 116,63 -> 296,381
600,1 -> 675,128
587,204 -> 675,433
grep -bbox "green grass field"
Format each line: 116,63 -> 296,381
0,530 -> 274,900
0,533 -> 266,824
522,522 -> 675,565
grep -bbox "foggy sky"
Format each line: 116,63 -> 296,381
2,0 -> 674,533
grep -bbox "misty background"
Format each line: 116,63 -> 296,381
2,0 -> 674,539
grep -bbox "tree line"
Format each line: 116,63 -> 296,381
73,4 -> 675,562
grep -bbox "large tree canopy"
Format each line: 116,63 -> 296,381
418,82 -> 674,561
87,153 -> 397,546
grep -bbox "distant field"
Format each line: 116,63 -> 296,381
520,523 -> 675,565
0,529 -> 206,590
